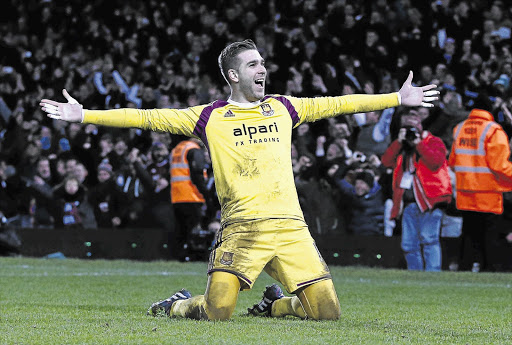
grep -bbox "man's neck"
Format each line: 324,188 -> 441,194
227,97 -> 262,108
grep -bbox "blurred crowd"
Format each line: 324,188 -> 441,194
1,0 -> 512,267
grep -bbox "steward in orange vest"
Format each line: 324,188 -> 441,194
449,109 -> 512,214
170,140 -> 206,204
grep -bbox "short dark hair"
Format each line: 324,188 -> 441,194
218,39 -> 257,83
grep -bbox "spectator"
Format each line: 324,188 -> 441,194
24,156 -> 56,228
114,148 -> 149,228
0,158 -> 31,227
95,132 -> 114,167
294,153 -> 346,236
335,169 -> 385,236
108,136 -> 130,171
382,112 -> 452,271
88,162 -> 122,228
143,142 -> 176,253
53,175 -> 97,229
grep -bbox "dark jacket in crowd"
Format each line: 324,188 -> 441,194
336,179 -> 385,236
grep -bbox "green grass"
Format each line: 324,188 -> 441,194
0,257 -> 510,345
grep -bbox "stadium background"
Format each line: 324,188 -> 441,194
0,0 -> 511,270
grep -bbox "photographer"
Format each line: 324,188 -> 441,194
382,111 -> 452,271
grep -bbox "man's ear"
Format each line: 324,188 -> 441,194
228,69 -> 238,83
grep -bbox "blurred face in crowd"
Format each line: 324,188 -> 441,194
365,111 -> 380,125
25,141 -> 41,159
114,139 -> 128,155
65,158 -> 77,176
97,170 -> 111,183
56,159 -> 66,178
99,136 -> 113,153
37,159 -> 51,179
326,143 -> 343,161
151,145 -> 169,163
420,65 -> 433,82
230,49 -> 266,102
329,122 -> 350,139
417,107 -> 430,121
73,163 -> 88,183
64,178 -> 79,195
41,126 -> 52,138
208,220 -> 221,234
365,31 -> 378,47
0,160 -> 6,180
355,179 -> 371,197
67,123 -> 82,139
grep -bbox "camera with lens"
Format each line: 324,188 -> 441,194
405,127 -> 420,142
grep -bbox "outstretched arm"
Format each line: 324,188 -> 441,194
40,89 -> 202,137
288,71 -> 439,125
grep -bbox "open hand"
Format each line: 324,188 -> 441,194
399,71 -> 439,108
40,89 -> 83,122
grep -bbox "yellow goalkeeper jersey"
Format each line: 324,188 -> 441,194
83,93 -> 399,226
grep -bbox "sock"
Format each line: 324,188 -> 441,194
170,295 -> 207,320
271,296 -> 306,318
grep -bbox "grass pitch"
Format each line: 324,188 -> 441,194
0,257 -> 510,345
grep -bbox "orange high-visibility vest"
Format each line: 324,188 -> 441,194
451,110 -> 506,192
450,109 -> 512,213
170,141 -> 206,204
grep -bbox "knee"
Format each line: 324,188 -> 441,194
307,304 -> 341,321
205,306 -> 233,321
401,242 -> 418,252
205,297 -> 236,321
297,281 -> 341,321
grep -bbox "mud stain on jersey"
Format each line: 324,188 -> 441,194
233,156 -> 260,178
266,182 -> 281,201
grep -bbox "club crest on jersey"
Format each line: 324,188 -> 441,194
220,252 -> 234,265
260,104 -> 274,116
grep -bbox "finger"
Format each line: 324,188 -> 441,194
421,84 -> 438,91
42,104 -> 59,112
423,96 -> 438,102
46,113 -> 62,120
63,89 -> 78,104
42,106 -> 60,115
405,70 -> 413,84
420,102 -> 434,108
40,99 -> 61,107
424,90 -> 440,96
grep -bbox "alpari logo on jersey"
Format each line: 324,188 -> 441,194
260,103 -> 274,116
233,122 -> 278,140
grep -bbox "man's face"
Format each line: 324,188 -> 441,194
232,49 -> 266,102
73,164 -> 88,182
37,159 -> 51,179
65,159 -> 77,175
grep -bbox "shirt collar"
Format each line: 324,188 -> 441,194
227,98 -> 262,108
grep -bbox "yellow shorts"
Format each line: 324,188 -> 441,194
208,218 -> 331,293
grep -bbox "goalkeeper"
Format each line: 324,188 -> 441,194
40,39 -> 438,320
